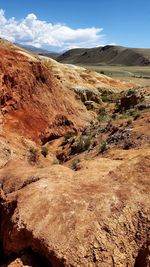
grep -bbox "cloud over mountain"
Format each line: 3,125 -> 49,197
0,9 -> 104,51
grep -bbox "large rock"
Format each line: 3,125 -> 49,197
0,154 -> 149,267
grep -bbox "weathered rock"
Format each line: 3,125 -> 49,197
0,155 -> 149,267
136,101 -> 150,110
116,89 -> 143,111
71,86 -> 101,104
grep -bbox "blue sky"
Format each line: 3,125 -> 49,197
0,0 -> 149,51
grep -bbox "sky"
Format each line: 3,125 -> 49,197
0,0 -> 149,51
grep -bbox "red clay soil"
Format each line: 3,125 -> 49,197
0,46 -> 90,143
0,44 -> 136,145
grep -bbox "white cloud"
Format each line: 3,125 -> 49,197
0,9 -> 105,51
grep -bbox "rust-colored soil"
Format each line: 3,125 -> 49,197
0,40 -> 149,267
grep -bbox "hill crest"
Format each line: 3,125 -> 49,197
57,45 -> 150,66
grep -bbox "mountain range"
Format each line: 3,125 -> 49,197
15,43 -> 60,58
15,42 -> 150,66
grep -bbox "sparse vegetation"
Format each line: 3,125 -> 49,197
56,84 -> 149,162
28,147 -> 39,163
71,158 -> 81,171
72,135 -> 91,154
64,132 -> 76,141
79,65 -> 150,80
99,141 -> 108,153
97,107 -> 108,121
101,91 -> 118,103
117,114 -> 132,120
41,146 -> 48,157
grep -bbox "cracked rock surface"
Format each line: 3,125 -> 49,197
0,155 -> 149,266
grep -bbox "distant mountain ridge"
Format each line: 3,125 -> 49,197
57,45 -> 150,66
14,43 -> 51,54
15,43 -> 60,58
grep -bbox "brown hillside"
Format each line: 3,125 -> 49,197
57,45 -> 150,66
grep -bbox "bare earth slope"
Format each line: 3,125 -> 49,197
0,40 -> 134,144
57,45 -> 150,66
0,39 -> 149,267
0,45 -> 87,143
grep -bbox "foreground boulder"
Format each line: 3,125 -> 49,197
0,154 -> 149,266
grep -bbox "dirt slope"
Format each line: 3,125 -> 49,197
0,39 -> 149,267
57,45 -> 150,66
0,40 -> 135,145
0,46 -> 86,143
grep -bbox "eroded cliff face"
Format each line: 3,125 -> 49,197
0,40 -> 149,267
0,46 -> 90,143
0,42 -> 135,144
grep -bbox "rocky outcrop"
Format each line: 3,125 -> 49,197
118,89 -> 142,111
71,86 -> 102,104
